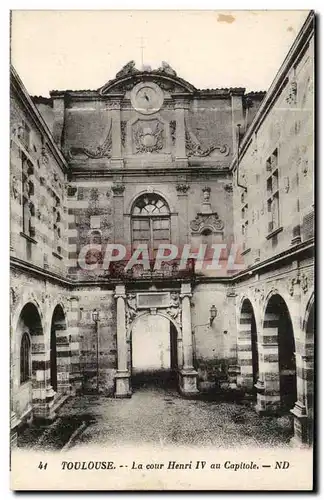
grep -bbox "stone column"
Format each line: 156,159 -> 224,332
290,288 -> 314,446
112,181 -> 125,245
179,283 -> 198,396
107,97 -> 123,168
114,285 -> 131,398
68,296 -> 82,394
174,96 -> 189,168
237,311 -> 254,392
290,352 -> 312,446
255,316 -> 280,414
176,182 -> 190,247
55,325 -> 71,395
32,325 -> 56,421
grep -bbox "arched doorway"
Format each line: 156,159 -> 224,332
130,313 -> 179,390
14,303 -> 44,421
50,305 -> 69,395
237,299 -> 259,398
263,294 -> 297,412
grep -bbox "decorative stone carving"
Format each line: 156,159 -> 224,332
288,277 -> 297,296
166,292 -> 181,324
288,270 -> 307,296
202,186 -> 211,202
190,213 -> 224,234
300,273 -> 308,294
176,183 -> 190,194
112,183 -> 125,195
185,123 -> 229,158
10,287 -> 18,306
67,185 -> 77,197
224,183 -> 233,193
68,123 -> 112,159
41,145 -> 50,166
157,61 -> 177,76
226,286 -> 236,298
133,119 -> 164,153
106,99 -> 121,110
286,79 -> 297,105
126,294 -> 137,326
11,176 -> 20,201
121,121 -> 127,148
254,287 -> 265,303
170,120 -> 176,145
115,60 -> 139,79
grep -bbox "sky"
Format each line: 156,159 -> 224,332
10,10 -> 309,97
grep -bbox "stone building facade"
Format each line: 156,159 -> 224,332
10,13 -> 314,446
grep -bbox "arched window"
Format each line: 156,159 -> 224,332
20,332 -> 31,384
131,194 -> 170,253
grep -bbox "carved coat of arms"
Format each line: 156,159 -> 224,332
133,120 -> 164,154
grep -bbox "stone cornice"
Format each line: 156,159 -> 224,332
10,65 -> 68,174
10,238 -> 314,288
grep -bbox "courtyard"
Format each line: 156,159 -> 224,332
18,384 -> 294,451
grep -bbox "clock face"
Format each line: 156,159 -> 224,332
131,82 -> 164,115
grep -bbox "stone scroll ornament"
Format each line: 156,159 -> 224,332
185,121 -> 230,158
68,121 -> 112,159
190,213 -> 224,234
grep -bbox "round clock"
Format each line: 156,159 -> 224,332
131,82 -> 164,115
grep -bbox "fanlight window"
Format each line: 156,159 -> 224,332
132,194 -> 169,215
20,332 -> 31,384
131,194 -> 171,252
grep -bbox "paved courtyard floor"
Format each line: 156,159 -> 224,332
52,385 -> 293,449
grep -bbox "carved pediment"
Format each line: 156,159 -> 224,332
98,61 -> 196,95
190,213 -> 224,234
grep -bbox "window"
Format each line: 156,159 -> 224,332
20,332 -> 31,384
266,149 -> 280,233
131,194 -> 170,254
19,120 -> 31,150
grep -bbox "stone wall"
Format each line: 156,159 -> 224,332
10,80 -> 68,277
233,35 -> 314,268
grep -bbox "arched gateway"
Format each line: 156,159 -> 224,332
114,284 -> 198,398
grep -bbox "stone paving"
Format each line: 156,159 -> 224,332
55,384 -> 294,449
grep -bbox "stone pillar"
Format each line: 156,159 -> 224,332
179,283 -> 198,396
114,285 -> 131,398
68,296 -> 82,394
255,315 -> 280,414
237,311 -> 254,392
174,96 -> 189,167
112,181 -> 125,245
55,325 -> 71,395
176,182 -> 190,246
290,308 -> 314,446
290,353 -> 312,446
32,326 -> 56,421
107,97 -> 123,168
